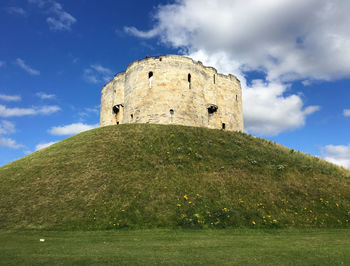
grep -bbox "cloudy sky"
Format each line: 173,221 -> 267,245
1,0 -> 350,168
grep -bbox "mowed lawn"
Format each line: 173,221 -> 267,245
1,229 -> 349,265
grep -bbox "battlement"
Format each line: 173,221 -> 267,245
100,55 -> 243,131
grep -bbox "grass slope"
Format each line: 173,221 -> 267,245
0,124 -> 349,230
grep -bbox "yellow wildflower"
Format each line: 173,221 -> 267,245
184,194 -> 188,200
177,204 -> 181,207
194,213 -> 200,218
252,221 -> 256,225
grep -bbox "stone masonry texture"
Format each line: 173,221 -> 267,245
100,55 -> 243,132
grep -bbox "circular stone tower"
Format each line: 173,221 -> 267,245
100,55 -> 243,132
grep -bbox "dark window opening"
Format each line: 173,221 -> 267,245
131,114 -> 134,119
207,104 -> 218,114
170,109 -> 174,115
112,105 -> 119,115
149,71 -> 153,88
159,57 -> 162,61
117,122 -> 119,125
188,73 -> 191,83
213,74 -> 216,84
222,123 -> 226,130
236,95 -> 238,101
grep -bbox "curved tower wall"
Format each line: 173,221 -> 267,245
100,55 -> 243,132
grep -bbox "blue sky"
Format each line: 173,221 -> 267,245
1,0 -> 350,168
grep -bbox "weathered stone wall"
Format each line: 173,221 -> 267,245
100,55 -> 243,132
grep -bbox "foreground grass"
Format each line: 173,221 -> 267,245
1,229 -> 349,265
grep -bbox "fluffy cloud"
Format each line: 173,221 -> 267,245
36,92 -> 56,100
243,80 -> 319,135
0,137 -> 23,149
0,61 -> 6,67
0,105 -> 60,117
29,0 -> 76,31
35,141 -> 57,151
0,94 -> 21,102
48,123 -> 98,136
343,109 -> 350,117
0,120 -> 16,135
15,58 -> 40,75
124,0 -> 342,135
322,144 -> 350,169
126,0 -> 350,82
84,64 -> 114,84
187,50 -> 320,135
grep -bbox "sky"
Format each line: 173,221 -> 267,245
0,0 -> 349,168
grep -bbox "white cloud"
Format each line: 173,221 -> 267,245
188,50 -> 320,136
322,144 -> 350,169
29,0 -> 76,31
0,105 -> 60,117
243,80 -> 320,136
126,0 -> 350,82
124,0 -> 341,136
15,58 -> 40,75
36,92 -> 56,100
48,122 -> 98,136
124,26 -> 159,39
0,94 -> 21,102
6,7 -> 27,15
343,109 -> 350,117
0,120 -> 16,135
0,61 -> 6,67
35,141 -> 57,151
0,137 -> 23,149
84,64 -> 113,84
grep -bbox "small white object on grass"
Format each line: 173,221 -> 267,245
40,239 -> 45,242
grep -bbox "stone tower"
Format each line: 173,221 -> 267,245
100,55 -> 243,132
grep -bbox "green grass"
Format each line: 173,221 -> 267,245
0,124 -> 349,229
1,229 -> 349,265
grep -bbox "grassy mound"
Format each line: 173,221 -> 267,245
0,124 -> 349,230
